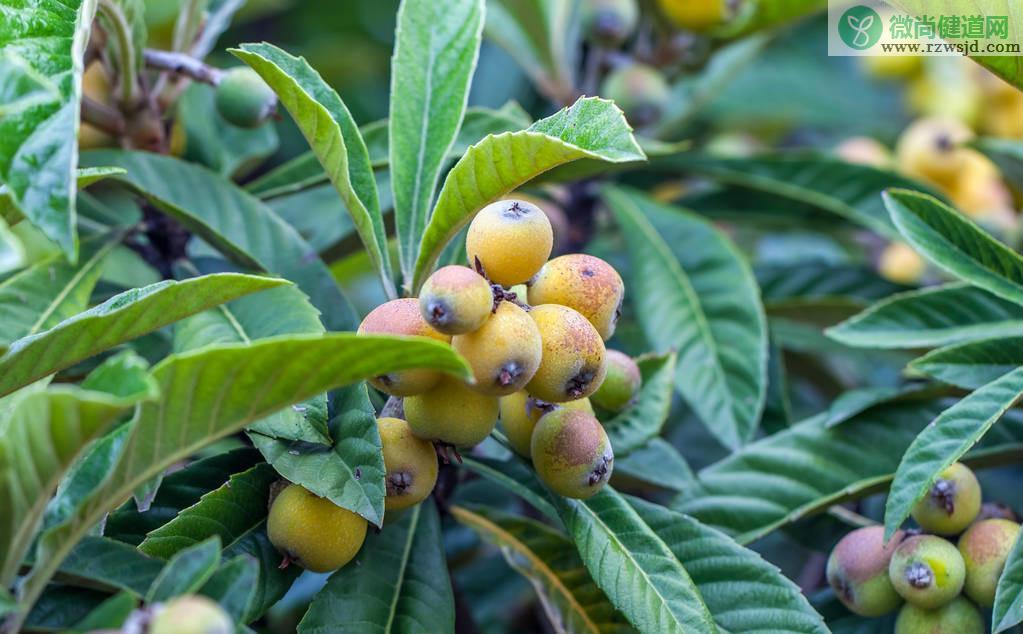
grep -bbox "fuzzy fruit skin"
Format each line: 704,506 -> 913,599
149,595 -> 233,634
958,518 -> 1021,607
531,408 -> 613,499
526,304 -> 608,403
466,199 -> 553,287
499,391 -> 594,457
826,526 -> 905,616
528,254 -> 625,340
581,0 -> 639,47
894,596 -> 984,634
404,375 -> 499,447
599,64 -> 670,127
889,534 -> 966,609
267,484 -> 368,573
453,301 -> 542,395
591,350 -> 641,412
656,0 -> 732,32
357,298 -> 451,396
910,462 -> 982,536
378,417 -> 438,511
419,265 -> 493,335
879,242 -> 926,285
895,116 -> 974,187
215,67 -> 276,129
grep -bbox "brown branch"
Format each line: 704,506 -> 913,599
143,49 -> 224,86
80,95 -> 125,136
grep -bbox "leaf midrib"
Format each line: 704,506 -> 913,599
383,503 -> 420,632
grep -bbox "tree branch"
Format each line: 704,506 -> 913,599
80,95 -> 125,136
143,49 -> 224,86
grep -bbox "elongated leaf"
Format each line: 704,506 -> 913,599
757,262 -> 904,305
993,527 -> 1023,632
0,232 -> 119,345
80,150 -> 359,329
145,537 -> 221,603
828,283 -> 1023,349
883,367 -> 1023,539
824,384 -> 939,428
628,497 -> 828,634
0,273 -> 287,398
199,555 -> 257,624
139,463 -> 277,559
299,502 -> 454,633
604,353 -> 676,456
70,591 -> 137,631
412,97 -> 644,290
250,383 -> 386,526
613,439 -> 694,493
655,154 -> 938,240
0,167 -> 125,227
451,505 -> 630,634
390,0 -> 483,286
0,0 -> 97,259
0,383 -> 156,586
714,0 -> 825,38
16,334 -> 470,626
910,337 -> 1023,389
58,536 -> 163,597
604,186 -> 767,450
885,188 -> 1023,306
231,43 -> 395,298
553,488 -> 717,633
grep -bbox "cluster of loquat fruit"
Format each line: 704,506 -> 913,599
827,462 -> 1019,633
265,198 -> 643,574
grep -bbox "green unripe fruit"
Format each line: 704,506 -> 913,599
894,596 -> 984,634
466,199 -> 553,287
826,526 -> 905,616
911,462 -> 982,536
527,254 -> 625,340
531,408 -> 613,499
526,304 -> 607,403
600,64 -> 670,127
215,67 -> 276,129
419,265 -> 493,335
591,350 -> 641,412
357,298 -> 451,396
581,0 -> 639,47
149,595 -> 233,634
499,391 -> 594,457
889,534 -> 966,609
404,375 -> 499,447
378,417 -> 438,511
267,484 -> 368,572
452,301 -> 542,395
958,518 -> 1021,607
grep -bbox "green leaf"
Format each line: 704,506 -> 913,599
827,283 -> 1023,349
299,502 -> 454,633
390,0 -> 483,287
412,97 -> 645,290
451,505 -> 631,634
58,536 -> 163,597
250,384 -> 386,526
0,167 -> 125,227
885,188 -> 1023,306
655,154 -> 939,240
757,262 -> 905,305
484,0 -> 579,104
460,455 -> 560,521
972,137 -> 1023,192
79,150 -> 360,330
231,42 -> 395,299
613,439 -> 694,493
199,555 -> 257,625
604,186 -> 767,450
604,353 -> 677,456
0,0 -> 97,259
993,526 -> 1023,632
883,367 -> 1023,540
139,463 -> 278,559
673,400 -> 947,542
910,337 -> 1023,389
0,383 -> 155,586
0,232 -> 118,345
70,591 -> 137,632
145,537 -> 221,603
824,384 -> 939,428
553,488 -> 717,633
0,273 -> 288,398
628,496 -> 828,634
714,0 -> 826,38
17,333 -> 469,625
